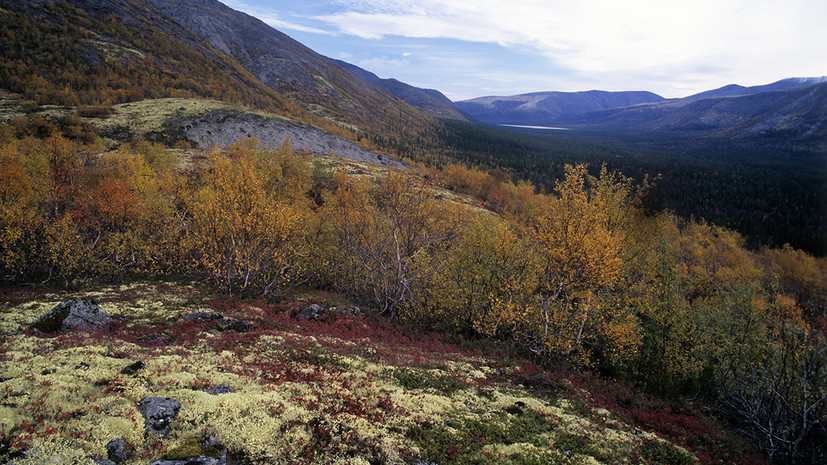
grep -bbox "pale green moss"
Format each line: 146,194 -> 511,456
0,406 -> 21,437
10,438 -> 96,465
0,301 -> 63,335
0,281 -> 700,464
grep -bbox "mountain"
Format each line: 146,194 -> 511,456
686,77 -> 827,100
0,0 -> 298,112
556,79 -> 827,141
457,78 -> 827,144
333,59 -> 467,120
455,90 -> 665,126
145,0 -> 436,137
0,0 -> 444,151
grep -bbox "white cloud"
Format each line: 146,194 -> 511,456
316,0 -> 827,96
223,0 -> 331,34
358,56 -> 410,68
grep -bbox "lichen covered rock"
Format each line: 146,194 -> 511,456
30,298 -> 113,333
138,397 -> 181,436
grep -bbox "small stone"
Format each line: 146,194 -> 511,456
151,458 -> 221,465
204,384 -> 234,395
218,317 -> 248,332
91,458 -> 116,465
333,306 -> 361,317
120,361 -> 145,376
106,439 -> 132,464
138,397 -> 181,436
184,312 -> 223,321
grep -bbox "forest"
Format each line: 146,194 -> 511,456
1,116 -> 825,463
423,120 -> 827,256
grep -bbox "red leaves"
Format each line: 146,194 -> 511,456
76,177 -> 145,231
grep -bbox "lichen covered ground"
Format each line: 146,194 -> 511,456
0,282 -> 753,465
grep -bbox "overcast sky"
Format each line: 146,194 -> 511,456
223,0 -> 827,101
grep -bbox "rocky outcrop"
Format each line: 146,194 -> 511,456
30,298 -> 113,333
146,0 -> 436,135
182,112 -> 405,170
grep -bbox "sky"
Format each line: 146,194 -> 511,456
222,0 -> 827,101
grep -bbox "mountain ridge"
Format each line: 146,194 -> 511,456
146,0 -> 438,139
455,90 -> 665,126
554,80 -> 827,142
332,59 -> 467,120
456,78 -> 827,144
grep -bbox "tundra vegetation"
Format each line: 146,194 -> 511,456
0,2 -> 824,463
1,119 -> 825,465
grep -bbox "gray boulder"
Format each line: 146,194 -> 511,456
152,435 -> 227,465
30,298 -> 113,333
295,304 -> 324,321
138,397 -> 181,436
295,304 -> 361,321
106,439 -> 132,464
204,384 -> 234,395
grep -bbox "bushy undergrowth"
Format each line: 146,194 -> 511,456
1,119 -> 824,463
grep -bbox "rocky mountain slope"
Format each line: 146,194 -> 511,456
183,110 -> 405,169
0,0 -> 448,156
455,90 -> 665,126
145,0 -> 437,135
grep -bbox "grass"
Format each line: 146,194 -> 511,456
0,281 -> 767,465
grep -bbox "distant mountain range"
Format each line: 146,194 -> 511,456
455,91 -> 665,126
457,78 -> 827,142
2,0 -> 823,147
554,79 -> 827,140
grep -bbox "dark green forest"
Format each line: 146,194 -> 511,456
426,120 -> 827,256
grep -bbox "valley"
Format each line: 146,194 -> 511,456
0,1 -> 825,465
